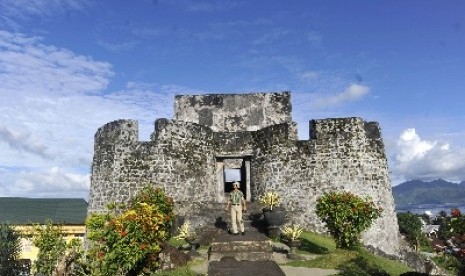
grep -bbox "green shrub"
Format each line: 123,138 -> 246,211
432,254 -> 463,275
316,191 -> 382,248
31,220 -> 67,275
0,223 -> 22,275
450,216 -> 465,237
397,212 -> 426,250
86,186 -> 174,275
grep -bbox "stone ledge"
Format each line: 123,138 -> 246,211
210,240 -> 272,252
209,251 -> 273,261
209,240 -> 273,261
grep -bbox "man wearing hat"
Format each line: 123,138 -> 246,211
225,181 -> 247,235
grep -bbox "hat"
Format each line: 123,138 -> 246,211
233,181 -> 240,188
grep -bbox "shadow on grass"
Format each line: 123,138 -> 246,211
299,238 -> 331,254
337,256 -> 389,276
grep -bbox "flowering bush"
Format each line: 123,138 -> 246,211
451,208 -> 461,218
281,224 -> 303,241
450,208 -> 465,237
259,191 -> 280,210
86,186 -> 173,275
316,191 -> 382,248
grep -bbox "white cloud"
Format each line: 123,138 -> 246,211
0,30 -> 195,199
0,30 -> 113,96
392,128 -> 465,183
396,128 -> 436,163
0,124 -> 50,159
183,0 -> 241,12
310,83 -> 369,109
1,167 -> 90,198
0,0 -> 89,19
299,71 -> 319,82
210,18 -> 271,29
96,39 -> 139,53
252,29 -> 290,45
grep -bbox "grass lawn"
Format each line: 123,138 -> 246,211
287,231 -> 415,276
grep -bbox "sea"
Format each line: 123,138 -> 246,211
395,204 -> 465,216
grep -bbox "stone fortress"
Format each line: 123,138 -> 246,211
88,91 -> 401,256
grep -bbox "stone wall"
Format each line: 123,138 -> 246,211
174,92 -> 292,132
250,118 -> 399,256
89,92 -> 401,257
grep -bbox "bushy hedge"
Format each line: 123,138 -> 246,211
86,186 -> 174,275
316,191 -> 382,248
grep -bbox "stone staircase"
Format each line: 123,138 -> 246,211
208,230 -> 273,261
208,201 -> 273,261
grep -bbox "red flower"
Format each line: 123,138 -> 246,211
98,251 -> 104,260
120,230 -> 128,237
451,208 -> 461,218
140,244 -> 147,250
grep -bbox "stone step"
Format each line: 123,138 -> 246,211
209,240 -> 273,261
208,225 -> 273,261
210,240 -> 272,253
209,258 -> 286,276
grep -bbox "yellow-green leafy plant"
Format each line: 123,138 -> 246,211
174,221 -> 194,240
28,221 -> 85,275
30,220 -> 67,275
259,191 -> 280,210
282,224 -> 303,241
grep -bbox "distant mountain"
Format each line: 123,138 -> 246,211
393,179 -> 465,205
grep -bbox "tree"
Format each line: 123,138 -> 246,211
316,191 -> 382,248
432,211 -> 453,239
31,220 -> 67,275
0,223 -> 22,275
450,208 -> 465,237
397,212 -> 424,251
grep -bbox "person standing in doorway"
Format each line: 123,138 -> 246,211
225,181 -> 247,235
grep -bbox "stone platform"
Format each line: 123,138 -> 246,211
209,257 -> 285,276
207,218 -> 285,275
189,220 -> 339,276
209,234 -> 273,261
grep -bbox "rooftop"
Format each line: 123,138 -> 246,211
0,197 -> 88,225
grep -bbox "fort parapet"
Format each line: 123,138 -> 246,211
88,92 -> 401,256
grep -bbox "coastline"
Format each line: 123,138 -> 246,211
395,203 -> 465,215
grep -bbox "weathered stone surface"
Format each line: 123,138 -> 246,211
88,91 -> 401,257
209,240 -> 273,261
209,258 -> 285,276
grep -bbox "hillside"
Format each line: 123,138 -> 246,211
393,179 -> 465,205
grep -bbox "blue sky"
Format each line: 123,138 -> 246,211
0,0 -> 464,199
